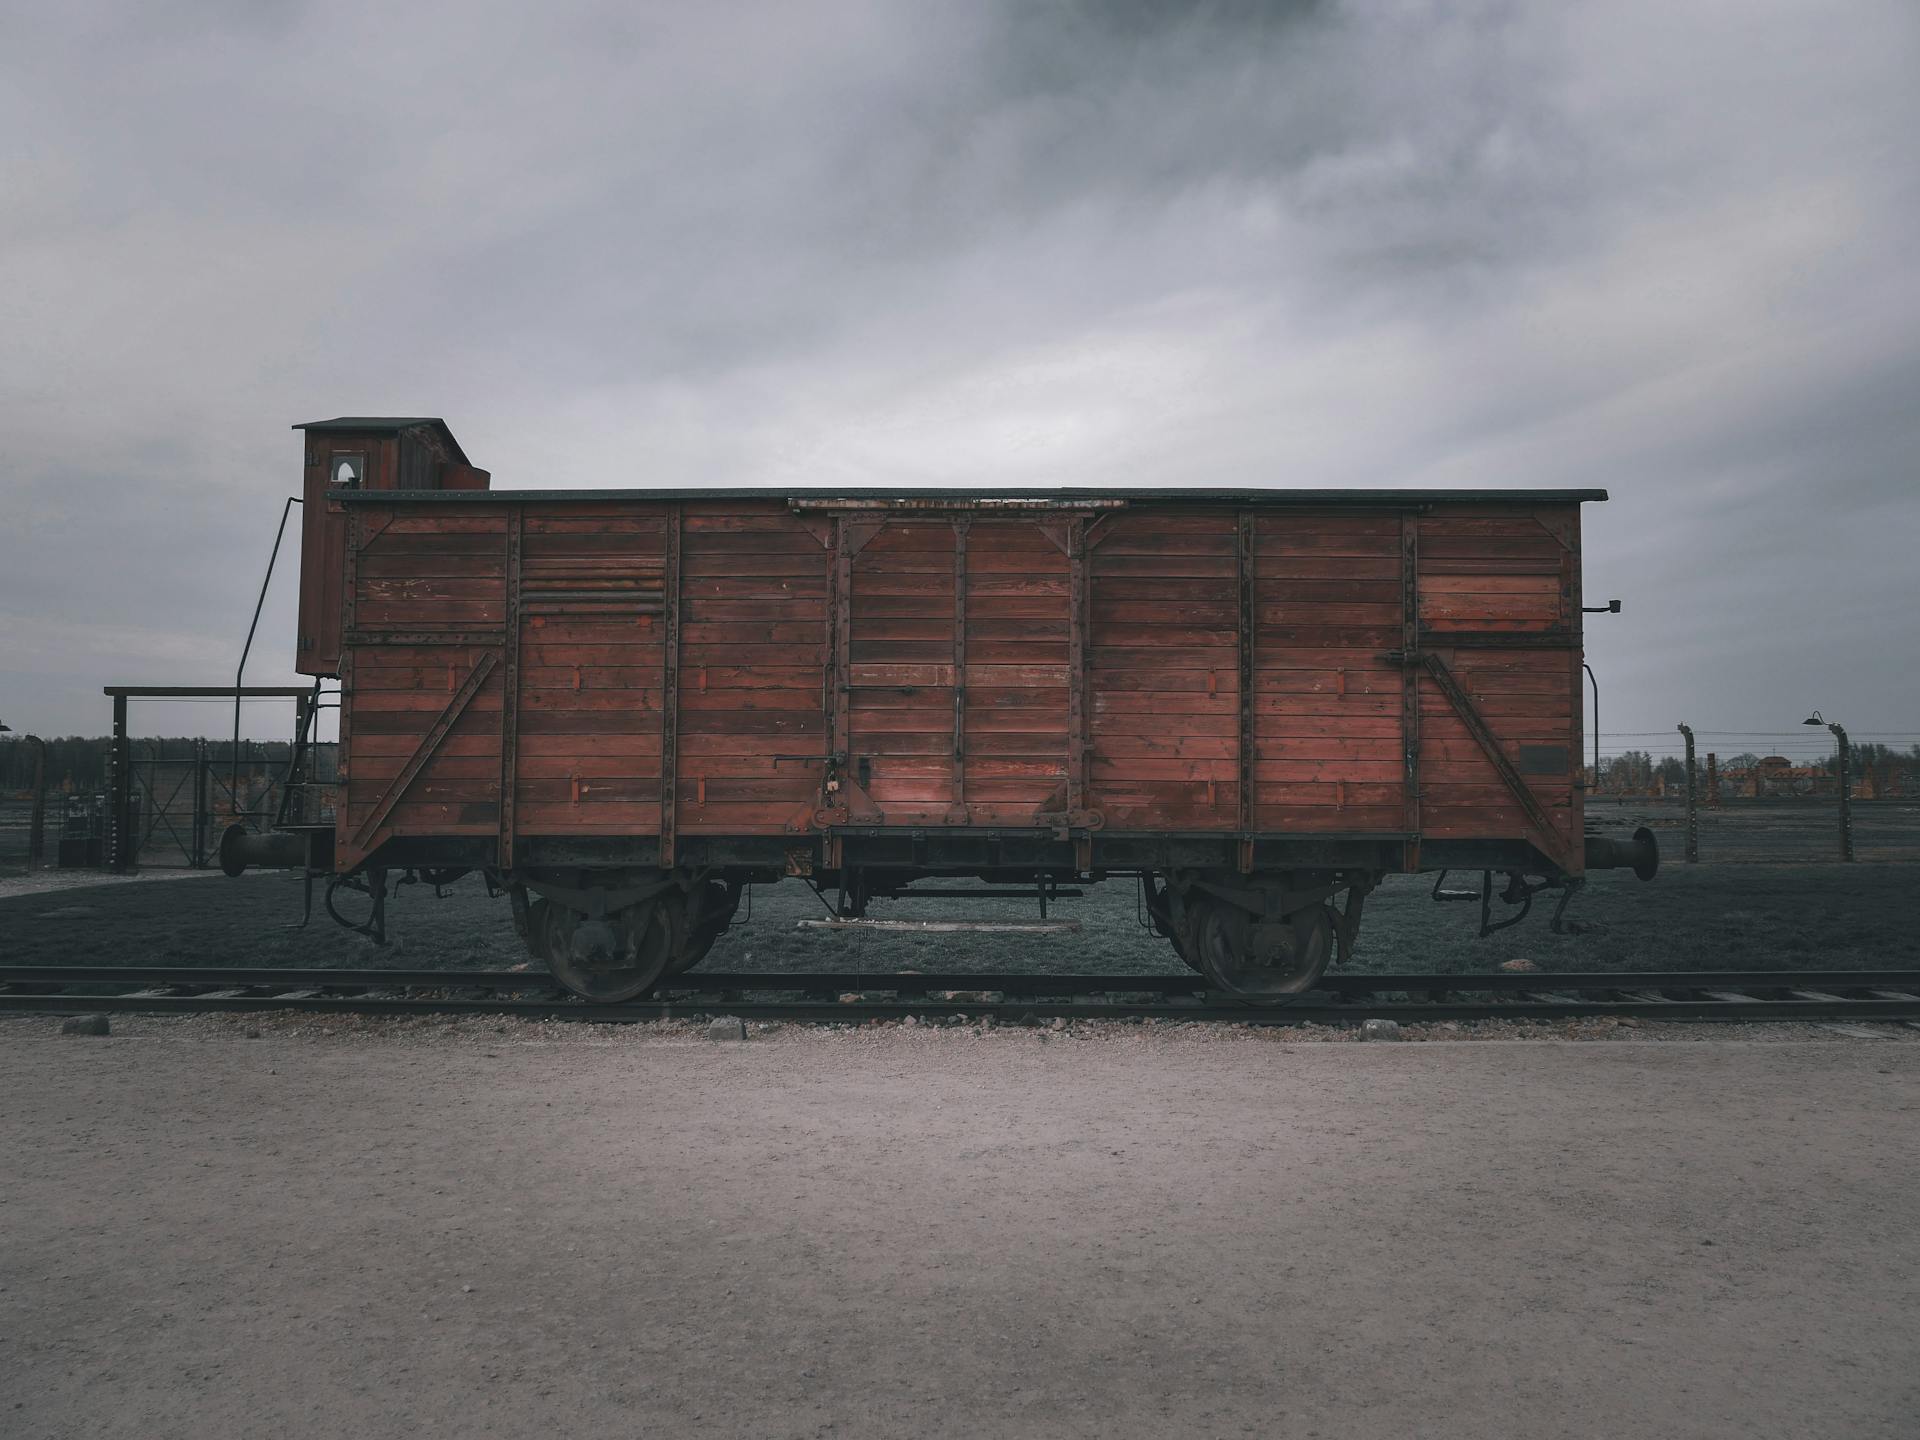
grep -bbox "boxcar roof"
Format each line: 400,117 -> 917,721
336,486 -> 1607,507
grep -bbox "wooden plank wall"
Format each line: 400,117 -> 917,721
677,504 -> 826,833
298,436 -> 399,676
514,505 -> 667,836
1414,507 -> 1578,856
1087,513 -> 1240,829
1249,512 -> 1407,833
336,497 -> 1584,864
341,510 -> 508,860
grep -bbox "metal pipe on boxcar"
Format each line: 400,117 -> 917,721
1579,599 -> 1619,790
231,495 -> 302,819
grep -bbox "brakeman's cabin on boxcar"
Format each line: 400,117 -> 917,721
226,416 -> 1656,1003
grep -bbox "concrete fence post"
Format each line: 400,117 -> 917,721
26,735 -> 48,868
1833,726 -> 1854,863
108,693 -> 132,872
1677,723 -> 1698,864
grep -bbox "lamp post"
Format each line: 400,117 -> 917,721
1802,711 -> 1853,862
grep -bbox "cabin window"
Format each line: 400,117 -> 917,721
331,453 -> 366,489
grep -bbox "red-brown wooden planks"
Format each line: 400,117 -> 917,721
333,493 -> 1590,865
675,511 -> 830,833
1086,512 -> 1239,830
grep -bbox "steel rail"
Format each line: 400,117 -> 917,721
2,966 -> 1918,1027
6,964 -> 1920,995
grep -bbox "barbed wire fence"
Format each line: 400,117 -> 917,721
1,738 -> 339,875
1588,727 -> 1920,864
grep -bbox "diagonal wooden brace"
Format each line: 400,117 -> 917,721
1417,650 -> 1575,874
349,652 -> 498,851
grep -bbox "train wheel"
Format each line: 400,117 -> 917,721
1189,897 -> 1335,1003
666,880 -> 734,977
1165,916 -> 1204,974
543,894 -> 685,1003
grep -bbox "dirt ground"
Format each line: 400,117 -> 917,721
3,858 -> 1918,979
1,1022 -> 1915,1439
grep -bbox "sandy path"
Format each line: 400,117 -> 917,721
1,1026 -> 1915,1438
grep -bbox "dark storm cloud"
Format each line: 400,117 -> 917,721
2,1 -> 1916,747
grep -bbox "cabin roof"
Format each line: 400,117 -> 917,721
294,417 -> 469,465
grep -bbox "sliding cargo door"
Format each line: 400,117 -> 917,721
1082,508 -> 1410,841
838,517 -> 1071,827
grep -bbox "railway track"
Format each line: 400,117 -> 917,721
3,965 -> 1919,1028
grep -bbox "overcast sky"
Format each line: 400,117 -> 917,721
3,0 -> 1916,757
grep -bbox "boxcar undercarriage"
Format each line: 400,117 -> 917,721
237,820 -> 1655,1005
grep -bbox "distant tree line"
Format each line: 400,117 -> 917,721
1604,742 -> 1920,792
1707,743 -> 1919,774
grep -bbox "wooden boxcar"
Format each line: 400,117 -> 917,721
240,416 -> 1656,1002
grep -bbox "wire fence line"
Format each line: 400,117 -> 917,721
0,740 -> 338,875
1590,727 -> 1920,801
1588,723 -> 1919,864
